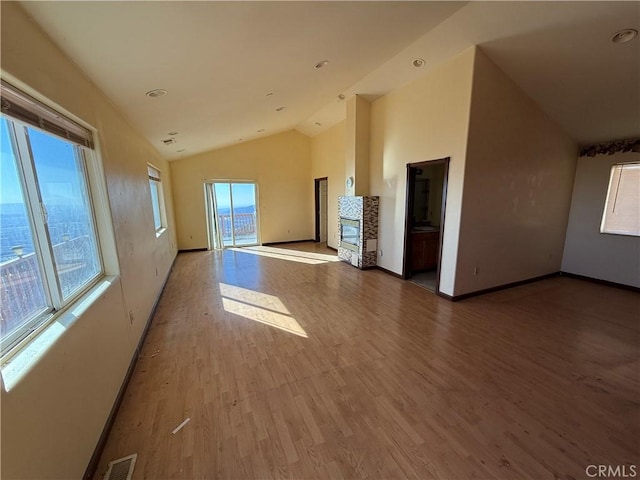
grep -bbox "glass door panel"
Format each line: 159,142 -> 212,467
231,183 -> 257,246
205,184 -> 220,250
213,183 -> 233,247
207,181 -> 259,249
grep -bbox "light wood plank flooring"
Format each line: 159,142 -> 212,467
95,243 -> 639,479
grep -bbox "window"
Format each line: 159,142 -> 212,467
148,164 -> 166,234
601,162 -> 640,236
1,81 -> 103,353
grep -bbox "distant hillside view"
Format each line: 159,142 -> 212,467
214,205 -> 256,216
0,203 -> 93,262
0,203 -> 258,262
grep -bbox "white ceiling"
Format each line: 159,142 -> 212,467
17,1 -> 640,160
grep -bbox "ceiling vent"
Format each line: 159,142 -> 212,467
162,138 -> 176,145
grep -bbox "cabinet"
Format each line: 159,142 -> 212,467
411,231 -> 440,272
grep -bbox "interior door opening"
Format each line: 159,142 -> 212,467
206,181 -> 260,249
314,177 -> 328,244
402,158 -> 449,294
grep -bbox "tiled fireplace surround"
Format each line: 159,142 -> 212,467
338,196 -> 379,269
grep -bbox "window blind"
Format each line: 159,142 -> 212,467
601,162 -> 640,236
148,165 -> 161,182
0,80 -> 94,149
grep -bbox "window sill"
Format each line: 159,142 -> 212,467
1,275 -> 119,392
156,227 -> 167,238
600,230 -> 640,237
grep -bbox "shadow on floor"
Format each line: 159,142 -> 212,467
410,270 -> 438,292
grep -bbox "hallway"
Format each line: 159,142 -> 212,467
96,244 -> 639,479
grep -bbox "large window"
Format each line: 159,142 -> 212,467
148,164 -> 166,234
1,81 -> 103,353
601,162 -> 640,236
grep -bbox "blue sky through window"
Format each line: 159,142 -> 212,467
1,119 -> 83,206
215,182 -> 256,210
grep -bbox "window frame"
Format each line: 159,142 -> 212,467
148,163 -> 167,236
0,85 -> 106,356
600,161 -> 640,237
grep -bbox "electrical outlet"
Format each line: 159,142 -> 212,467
379,250 -> 383,256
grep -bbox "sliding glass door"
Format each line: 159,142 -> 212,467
206,181 -> 259,249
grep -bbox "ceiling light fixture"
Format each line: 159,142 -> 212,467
412,58 -> 425,68
338,94 -> 346,100
611,28 -> 638,43
176,149 -> 186,153
315,122 -> 322,127
168,131 -> 178,136
314,60 -> 329,69
275,106 -> 286,112
257,129 -> 266,133
266,92 -> 274,97
145,89 -> 167,98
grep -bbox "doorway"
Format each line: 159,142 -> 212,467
205,181 -> 260,249
314,177 -> 328,244
402,158 -> 449,293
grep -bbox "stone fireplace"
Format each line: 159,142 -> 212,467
338,196 -> 379,269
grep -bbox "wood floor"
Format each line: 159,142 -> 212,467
95,243 -> 640,480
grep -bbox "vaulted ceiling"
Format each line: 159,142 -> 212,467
17,1 -> 640,160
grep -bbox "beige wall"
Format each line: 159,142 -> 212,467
310,121 -> 346,249
562,151 -> 640,287
1,3 -> 177,478
455,48 -> 577,295
370,48 -> 476,295
345,96 -> 371,196
170,130 -> 312,250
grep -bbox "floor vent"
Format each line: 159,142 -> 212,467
104,454 -> 137,480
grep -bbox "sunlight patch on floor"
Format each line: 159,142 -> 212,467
219,283 -> 307,337
219,283 -> 290,314
229,245 -> 339,265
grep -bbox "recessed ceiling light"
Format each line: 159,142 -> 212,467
168,131 -> 178,136
162,138 -> 176,145
337,94 -> 346,100
275,106 -> 286,112
176,149 -> 186,153
257,129 -> 266,133
314,60 -> 329,69
315,122 -> 322,127
412,58 -> 425,68
266,92 -> 274,97
238,138 -> 243,141
146,89 -> 167,98
611,28 -> 638,43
